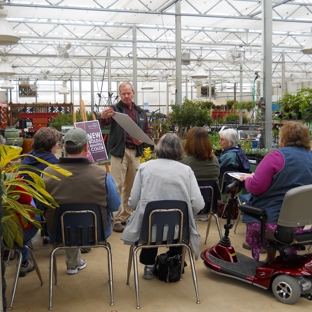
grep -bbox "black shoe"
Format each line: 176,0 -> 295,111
80,248 -> 91,254
43,237 -> 52,246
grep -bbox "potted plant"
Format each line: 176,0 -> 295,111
1,145 -> 72,309
49,111 -> 95,131
169,98 -> 212,138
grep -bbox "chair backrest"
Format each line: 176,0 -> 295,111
219,171 -> 236,194
197,180 -> 220,214
139,200 -> 189,245
53,203 -> 105,246
278,185 -> 312,227
270,185 -> 312,245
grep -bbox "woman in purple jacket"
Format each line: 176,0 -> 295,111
240,121 -> 312,262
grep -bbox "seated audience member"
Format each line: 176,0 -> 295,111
43,128 -> 120,275
240,121 -> 312,262
19,127 -> 61,246
180,127 -> 220,181
121,133 -> 205,280
15,192 -> 40,277
218,128 -> 250,183
1,135 -> 40,277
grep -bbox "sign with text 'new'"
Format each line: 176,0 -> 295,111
74,120 -> 108,163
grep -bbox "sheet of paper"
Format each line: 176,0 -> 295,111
227,172 -> 249,179
112,112 -> 155,146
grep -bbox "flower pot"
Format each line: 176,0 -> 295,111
5,137 -> 24,147
5,129 -> 21,139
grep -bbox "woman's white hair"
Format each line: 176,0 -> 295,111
219,128 -> 239,148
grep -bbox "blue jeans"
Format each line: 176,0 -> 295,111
21,214 -> 40,262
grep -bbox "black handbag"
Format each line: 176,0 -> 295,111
154,252 -> 182,283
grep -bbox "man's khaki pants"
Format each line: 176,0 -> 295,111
110,148 -> 140,223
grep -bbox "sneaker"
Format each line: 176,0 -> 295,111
113,223 -> 125,233
19,259 -> 35,277
67,259 -> 87,275
143,265 -> 154,280
196,215 -> 209,222
43,237 -> 52,246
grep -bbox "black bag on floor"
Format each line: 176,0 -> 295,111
154,252 -> 182,283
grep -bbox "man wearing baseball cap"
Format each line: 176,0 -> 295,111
43,128 -> 120,275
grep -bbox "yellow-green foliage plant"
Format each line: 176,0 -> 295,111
1,145 -> 72,248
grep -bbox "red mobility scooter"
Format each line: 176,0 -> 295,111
201,177 -> 312,304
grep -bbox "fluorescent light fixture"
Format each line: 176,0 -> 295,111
1,79 -> 14,89
0,8 -> 21,45
141,82 -> 154,90
59,81 -> 69,94
0,61 -> 15,76
191,63 -> 208,80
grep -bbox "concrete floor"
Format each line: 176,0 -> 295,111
4,217 -> 312,312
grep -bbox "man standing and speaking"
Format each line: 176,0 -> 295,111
100,82 -> 152,233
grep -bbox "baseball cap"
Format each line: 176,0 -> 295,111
64,128 -> 91,147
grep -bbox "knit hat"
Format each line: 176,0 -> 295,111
64,128 -> 90,147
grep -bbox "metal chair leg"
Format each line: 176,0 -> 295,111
6,250 -> 13,266
185,245 -> 200,304
104,242 -> 114,306
9,249 -> 22,310
133,247 -> 141,309
204,214 -> 213,244
25,245 -> 44,285
233,196 -> 243,234
204,212 -> 222,244
233,209 -> 242,234
213,213 -> 223,239
126,245 -> 135,285
49,248 -> 58,310
9,246 -> 43,310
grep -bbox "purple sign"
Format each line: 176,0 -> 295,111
74,120 -> 108,163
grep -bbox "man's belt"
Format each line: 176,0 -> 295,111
125,144 -> 136,150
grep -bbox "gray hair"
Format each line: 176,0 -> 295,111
219,128 -> 239,148
155,133 -> 184,160
119,82 -> 135,93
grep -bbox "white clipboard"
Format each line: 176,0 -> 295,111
112,112 -> 155,146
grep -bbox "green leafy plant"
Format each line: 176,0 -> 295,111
226,100 -> 238,110
169,98 -> 212,137
240,140 -> 253,153
208,132 -> 220,150
233,101 -> 255,112
243,148 -> 275,158
149,117 -> 171,139
1,145 -> 72,248
49,112 -> 94,131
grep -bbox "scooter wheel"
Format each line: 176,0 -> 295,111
272,275 -> 301,304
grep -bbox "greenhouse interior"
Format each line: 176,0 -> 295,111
1,1 -> 312,311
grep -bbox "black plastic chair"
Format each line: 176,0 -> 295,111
126,200 -> 200,309
49,203 -> 114,310
197,180 -> 222,244
5,243 -> 43,310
